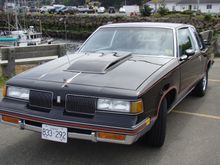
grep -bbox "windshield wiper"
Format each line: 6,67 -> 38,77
130,59 -> 162,66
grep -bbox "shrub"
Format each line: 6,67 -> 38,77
204,14 -> 212,21
182,10 -> 194,15
141,5 -> 152,17
158,7 -> 169,16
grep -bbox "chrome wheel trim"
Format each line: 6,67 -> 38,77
202,74 -> 207,91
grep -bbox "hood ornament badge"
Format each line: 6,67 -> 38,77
61,72 -> 81,88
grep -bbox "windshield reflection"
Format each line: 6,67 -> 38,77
80,27 -> 174,57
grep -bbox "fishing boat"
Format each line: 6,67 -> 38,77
2,1 -> 53,47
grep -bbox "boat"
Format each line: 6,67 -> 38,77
10,26 -> 43,46
2,1 -> 53,47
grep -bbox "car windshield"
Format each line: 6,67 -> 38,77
80,27 -> 174,56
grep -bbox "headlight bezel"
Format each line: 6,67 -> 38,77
6,86 -> 30,101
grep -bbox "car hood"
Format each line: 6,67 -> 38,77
14,52 -> 173,90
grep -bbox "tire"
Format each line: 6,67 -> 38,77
143,98 -> 167,147
193,71 -> 208,97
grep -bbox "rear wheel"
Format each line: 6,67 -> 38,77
193,71 -> 208,97
143,98 -> 167,147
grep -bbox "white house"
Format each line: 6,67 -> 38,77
146,0 -> 181,12
147,0 -> 220,14
178,0 -> 220,14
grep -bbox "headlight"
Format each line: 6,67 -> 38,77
7,86 -> 30,100
97,98 -> 143,113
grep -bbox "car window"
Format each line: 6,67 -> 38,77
80,29 -> 114,51
178,28 -> 195,56
190,27 -> 204,50
80,27 -> 174,57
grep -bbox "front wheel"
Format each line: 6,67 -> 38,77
142,98 -> 167,147
193,71 -> 208,97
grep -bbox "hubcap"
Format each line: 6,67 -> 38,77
202,74 -> 207,91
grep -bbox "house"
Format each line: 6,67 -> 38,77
4,2 -> 16,12
146,0 -> 181,12
178,0 -> 220,14
147,0 -> 220,14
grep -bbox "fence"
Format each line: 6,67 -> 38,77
0,44 -> 67,78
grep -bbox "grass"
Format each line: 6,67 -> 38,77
0,76 -> 7,87
0,65 -> 36,88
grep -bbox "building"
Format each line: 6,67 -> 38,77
178,0 -> 220,14
147,0 -> 220,14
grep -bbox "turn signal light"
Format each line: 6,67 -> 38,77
2,85 -> 7,97
97,132 -> 126,141
2,116 -> 20,124
131,100 -> 143,113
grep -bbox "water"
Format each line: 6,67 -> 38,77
53,39 -> 84,54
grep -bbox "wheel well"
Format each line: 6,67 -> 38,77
165,89 -> 176,110
207,61 -> 212,71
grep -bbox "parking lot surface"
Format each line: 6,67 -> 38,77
0,59 -> 219,165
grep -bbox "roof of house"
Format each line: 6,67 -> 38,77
148,0 -> 220,4
148,0 -> 181,3
178,0 -> 220,4
165,0 -> 181,2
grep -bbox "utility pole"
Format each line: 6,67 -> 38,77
125,0 -> 127,5
197,0 -> 200,11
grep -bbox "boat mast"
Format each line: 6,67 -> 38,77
6,0 -> 10,31
14,0 -> 18,30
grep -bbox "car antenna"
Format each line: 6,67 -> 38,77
65,44 -> 71,66
59,17 -> 71,66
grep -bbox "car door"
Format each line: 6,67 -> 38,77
178,27 -> 203,93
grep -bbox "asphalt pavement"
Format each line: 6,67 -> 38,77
0,59 -> 219,165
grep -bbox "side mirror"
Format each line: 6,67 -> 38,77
180,55 -> 188,61
180,49 -> 195,61
185,49 -> 195,56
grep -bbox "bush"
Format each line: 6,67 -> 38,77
141,5 -> 152,17
158,7 -> 169,16
182,10 -> 194,15
204,14 -> 212,21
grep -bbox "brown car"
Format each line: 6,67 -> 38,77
0,23 -> 214,147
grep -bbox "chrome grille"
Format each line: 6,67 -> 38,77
65,95 -> 96,115
29,90 -> 53,109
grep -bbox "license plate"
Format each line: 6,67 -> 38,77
41,124 -> 68,143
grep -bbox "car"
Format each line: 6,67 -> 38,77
119,7 -> 126,13
58,6 -> 78,15
108,7 -> 116,13
77,6 -> 95,14
0,23 -> 214,147
40,6 -> 53,14
97,6 -> 105,13
29,6 -> 39,13
55,6 -> 66,14
48,5 -> 65,14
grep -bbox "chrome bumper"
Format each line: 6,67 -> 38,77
0,115 -> 139,145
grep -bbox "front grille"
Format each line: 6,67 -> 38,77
29,90 -> 53,109
65,95 -> 96,115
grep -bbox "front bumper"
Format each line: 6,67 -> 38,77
0,110 -> 156,145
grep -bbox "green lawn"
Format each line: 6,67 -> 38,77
0,75 -> 6,88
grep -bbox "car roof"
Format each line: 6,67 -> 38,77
101,22 -> 188,29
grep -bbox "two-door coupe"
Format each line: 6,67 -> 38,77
0,23 -> 213,147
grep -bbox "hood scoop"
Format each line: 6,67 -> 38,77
66,52 -> 131,74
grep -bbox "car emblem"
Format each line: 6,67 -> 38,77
57,96 -> 61,103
